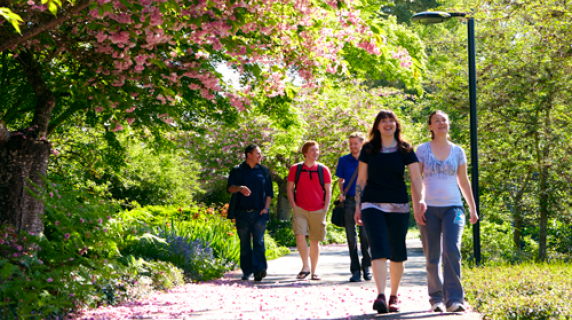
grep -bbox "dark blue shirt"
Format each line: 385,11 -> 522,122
335,153 -> 359,196
227,162 -> 274,211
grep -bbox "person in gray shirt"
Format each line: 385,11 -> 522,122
414,110 -> 479,313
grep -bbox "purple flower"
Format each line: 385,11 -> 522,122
49,192 -> 54,198
55,221 -> 60,226
103,228 -> 108,233
64,233 -> 70,240
47,278 -> 53,282
80,218 -> 85,223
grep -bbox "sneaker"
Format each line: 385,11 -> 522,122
254,269 -> 267,282
388,295 -> 400,312
431,302 -> 446,312
447,302 -> 466,313
372,293 -> 388,314
241,274 -> 251,281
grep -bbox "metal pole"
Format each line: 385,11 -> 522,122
467,17 -> 481,266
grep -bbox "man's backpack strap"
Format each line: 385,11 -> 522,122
293,163 -> 304,202
317,164 -> 326,201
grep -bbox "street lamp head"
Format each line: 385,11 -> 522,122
411,11 -> 468,24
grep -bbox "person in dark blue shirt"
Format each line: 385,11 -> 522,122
335,132 -> 372,282
227,144 -> 274,281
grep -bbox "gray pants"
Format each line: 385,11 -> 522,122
343,198 -> 371,274
418,206 -> 465,307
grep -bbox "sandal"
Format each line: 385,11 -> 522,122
311,274 -> 321,281
296,271 -> 310,280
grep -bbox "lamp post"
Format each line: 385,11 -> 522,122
411,11 -> 481,266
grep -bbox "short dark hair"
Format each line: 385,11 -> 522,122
245,144 -> 259,158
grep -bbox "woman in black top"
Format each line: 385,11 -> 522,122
355,110 -> 426,314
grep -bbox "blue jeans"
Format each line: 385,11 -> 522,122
343,198 -> 371,274
235,210 -> 268,276
418,206 -> 465,307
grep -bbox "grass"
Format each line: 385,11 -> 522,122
463,262 -> 572,319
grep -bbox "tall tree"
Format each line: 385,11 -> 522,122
0,0 -> 423,233
420,0 -> 572,260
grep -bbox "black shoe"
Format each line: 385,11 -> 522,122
363,267 -> 372,281
349,271 -> 362,282
254,269 -> 267,282
241,274 -> 252,281
373,293 -> 388,314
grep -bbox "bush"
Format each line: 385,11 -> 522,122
121,204 -> 292,280
48,127 -> 202,207
0,179 -> 185,319
463,262 -> 572,319
462,220 -> 540,264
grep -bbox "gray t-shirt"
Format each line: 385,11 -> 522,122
415,142 -> 467,207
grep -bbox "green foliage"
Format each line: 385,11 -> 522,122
267,219 -> 297,247
121,204 -> 291,280
0,179 -> 185,319
418,0 -> 572,261
462,220 -> 537,265
464,263 -> 572,319
49,126 -> 202,206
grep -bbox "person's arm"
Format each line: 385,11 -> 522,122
228,185 -> 251,196
337,178 -> 346,202
287,181 -> 297,209
260,196 -> 272,215
324,182 -> 332,212
408,162 -> 427,225
457,163 -> 479,224
354,161 -> 368,226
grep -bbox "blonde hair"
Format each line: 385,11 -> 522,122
349,132 -> 365,142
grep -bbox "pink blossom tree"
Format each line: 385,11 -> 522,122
0,0 -> 422,233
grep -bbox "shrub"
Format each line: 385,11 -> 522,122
121,229 -> 228,281
0,179 -> 185,319
121,204 -> 292,280
463,262 -> 572,319
462,220 -> 541,264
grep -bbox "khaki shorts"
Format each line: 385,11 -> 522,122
292,206 -> 327,242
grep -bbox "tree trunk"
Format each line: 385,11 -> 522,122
0,50 -> 54,234
513,213 -> 522,250
0,133 -> 50,235
538,167 -> 549,261
511,174 -> 530,250
274,177 -> 292,221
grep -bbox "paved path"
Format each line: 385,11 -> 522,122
78,241 -> 481,320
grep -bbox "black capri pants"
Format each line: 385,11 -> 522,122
361,208 -> 410,262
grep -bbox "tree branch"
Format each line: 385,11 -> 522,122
0,0 -> 92,53
47,103 -> 83,136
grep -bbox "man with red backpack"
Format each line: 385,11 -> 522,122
287,141 -> 332,281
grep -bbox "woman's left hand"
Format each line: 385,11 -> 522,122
469,210 -> 479,224
414,200 -> 427,225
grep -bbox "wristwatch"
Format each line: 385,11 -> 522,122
265,207 -> 270,213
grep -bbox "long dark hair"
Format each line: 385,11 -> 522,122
366,109 -> 412,154
428,110 -> 450,140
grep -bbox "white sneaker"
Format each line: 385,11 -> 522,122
431,302 -> 446,312
447,302 -> 466,312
